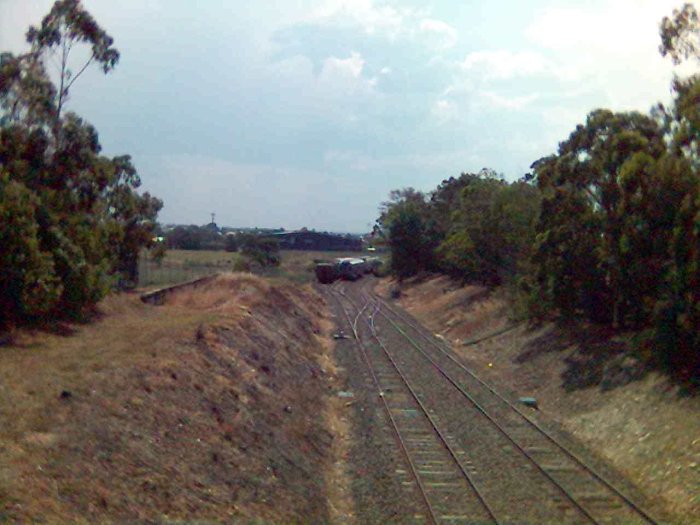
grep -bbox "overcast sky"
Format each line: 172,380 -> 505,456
0,0 -> 689,232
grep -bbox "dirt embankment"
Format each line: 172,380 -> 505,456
0,274 -> 351,523
377,275 -> 700,523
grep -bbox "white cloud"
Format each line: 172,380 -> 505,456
461,50 -> 551,80
322,51 -> 365,78
431,98 -> 455,123
480,91 -> 539,110
304,0 -> 420,40
525,1 -> 674,53
524,0 -> 683,109
241,50 -> 378,128
419,18 -> 458,50
316,51 -> 378,104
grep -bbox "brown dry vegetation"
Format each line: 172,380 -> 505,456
138,249 -> 243,288
377,274 -> 700,523
0,273 -> 349,523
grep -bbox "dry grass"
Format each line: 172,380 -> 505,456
138,249 -> 241,288
380,274 -> 700,523
316,315 -> 356,524
0,274 -> 342,523
376,275 -> 509,345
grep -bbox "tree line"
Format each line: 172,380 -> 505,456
0,0 -> 161,326
377,4 -> 700,382
162,226 -> 280,265
164,225 -> 236,252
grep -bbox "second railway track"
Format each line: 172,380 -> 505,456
331,283 -> 497,524
327,278 -> 663,525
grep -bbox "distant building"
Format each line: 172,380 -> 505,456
268,230 -> 362,251
202,221 -> 221,235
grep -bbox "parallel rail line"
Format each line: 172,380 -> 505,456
356,283 -> 661,525
330,285 -> 440,523
365,300 -> 501,524
330,284 -> 499,524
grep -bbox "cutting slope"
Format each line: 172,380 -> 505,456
0,274 -> 343,523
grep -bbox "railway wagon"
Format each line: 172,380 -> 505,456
314,262 -> 337,284
363,256 -> 381,274
315,256 -> 382,283
337,258 -> 366,280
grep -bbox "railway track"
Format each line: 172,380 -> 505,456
364,286 -> 662,525
330,283 -> 497,524
327,278 -> 664,525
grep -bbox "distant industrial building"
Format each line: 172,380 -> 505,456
269,230 -> 362,251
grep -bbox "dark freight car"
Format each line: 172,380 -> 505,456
315,256 -> 382,283
314,263 -> 337,284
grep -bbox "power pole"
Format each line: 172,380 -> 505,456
211,212 -> 216,224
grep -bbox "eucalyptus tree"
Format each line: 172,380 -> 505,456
653,2 -> 700,377
0,0 -> 160,325
376,188 -> 437,278
531,110 -> 667,326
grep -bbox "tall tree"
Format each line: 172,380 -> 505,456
660,2 -> 700,65
434,172 -> 539,285
653,3 -> 700,379
532,110 -> 666,325
0,0 -> 160,325
377,189 -> 435,278
25,0 -> 119,138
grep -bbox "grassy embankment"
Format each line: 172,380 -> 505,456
0,273 -> 352,523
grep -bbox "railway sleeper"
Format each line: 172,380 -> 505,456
416,459 -> 451,466
576,492 -> 625,507
522,444 -> 555,455
416,469 -> 461,477
538,463 -> 580,474
423,482 -> 463,490
438,515 -> 478,523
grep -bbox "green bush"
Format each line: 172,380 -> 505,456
233,258 -> 252,272
0,175 -> 62,323
239,234 -> 280,268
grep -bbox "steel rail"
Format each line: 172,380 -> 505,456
370,288 -> 661,525
363,295 -> 502,524
328,289 -> 440,524
360,293 -> 599,525
353,299 -> 370,335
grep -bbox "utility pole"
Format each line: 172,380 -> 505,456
211,212 -> 216,224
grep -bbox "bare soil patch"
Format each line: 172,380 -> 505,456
378,275 -> 700,523
0,273 -> 347,523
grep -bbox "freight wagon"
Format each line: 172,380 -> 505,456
314,256 -> 382,284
